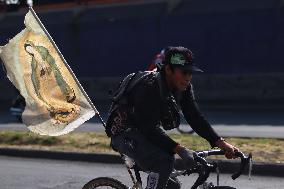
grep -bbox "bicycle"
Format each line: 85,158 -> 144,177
82,149 -> 252,189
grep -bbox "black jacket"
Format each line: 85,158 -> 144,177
109,71 -> 221,154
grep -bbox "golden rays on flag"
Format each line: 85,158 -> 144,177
0,8 -> 97,136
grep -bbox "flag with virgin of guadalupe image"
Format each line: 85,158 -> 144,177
0,8 -> 97,136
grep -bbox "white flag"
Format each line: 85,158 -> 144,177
0,9 -> 97,136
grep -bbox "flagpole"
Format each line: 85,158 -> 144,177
28,6 -> 106,128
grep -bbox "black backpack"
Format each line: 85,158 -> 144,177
105,71 -> 154,137
105,71 -> 181,137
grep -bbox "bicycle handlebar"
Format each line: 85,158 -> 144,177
196,149 -> 252,179
188,149 -> 252,189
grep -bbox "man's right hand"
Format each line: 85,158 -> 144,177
174,145 -> 196,169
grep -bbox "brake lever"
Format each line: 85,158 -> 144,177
231,151 -> 252,180
248,153 -> 253,180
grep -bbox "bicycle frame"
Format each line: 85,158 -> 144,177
122,149 -> 252,189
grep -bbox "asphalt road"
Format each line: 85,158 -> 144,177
0,156 -> 283,189
1,109 -> 284,138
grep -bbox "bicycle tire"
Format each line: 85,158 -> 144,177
176,127 -> 194,134
82,177 -> 128,189
212,186 -> 236,189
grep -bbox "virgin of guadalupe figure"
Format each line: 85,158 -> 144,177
24,40 -> 79,124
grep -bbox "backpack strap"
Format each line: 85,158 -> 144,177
156,72 -> 181,130
112,71 -> 153,103
112,73 -> 136,102
126,71 -> 153,93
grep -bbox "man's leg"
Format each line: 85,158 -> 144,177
145,157 -> 174,189
111,130 -> 175,189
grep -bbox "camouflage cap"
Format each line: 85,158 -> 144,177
164,46 -> 203,72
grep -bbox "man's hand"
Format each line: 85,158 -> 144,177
174,145 -> 196,168
215,138 -> 239,159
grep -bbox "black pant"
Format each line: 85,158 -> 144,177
111,130 -> 181,189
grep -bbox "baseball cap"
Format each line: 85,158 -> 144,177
164,46 -> 203,73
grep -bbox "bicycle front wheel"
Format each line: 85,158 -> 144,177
82,177 -> 128,189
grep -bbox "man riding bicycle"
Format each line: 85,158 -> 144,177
106,46 -> 240,189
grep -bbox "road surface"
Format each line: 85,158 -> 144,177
0,156 -> 283,189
